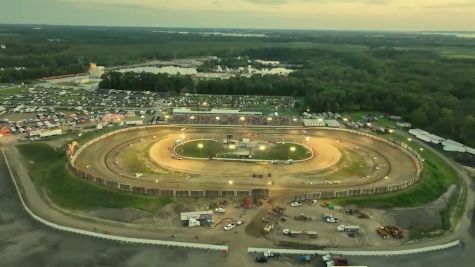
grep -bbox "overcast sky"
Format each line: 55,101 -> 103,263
1,0 -> 474,31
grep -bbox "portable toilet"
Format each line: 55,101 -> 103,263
243,197 -> 253,209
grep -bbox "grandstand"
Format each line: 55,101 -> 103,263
172,108 -> 262,116
302,118 -> 340,128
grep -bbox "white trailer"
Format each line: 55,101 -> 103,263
283,228 -> 318,237
29,129 -> 42,136
337,225 -> 360,232
124,120 -> 144,126
180,210 -> 213,221
40,129 -> 62,137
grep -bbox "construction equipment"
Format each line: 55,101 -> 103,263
385,225 -> 404,239
377,225 -> 403,239
295,213 -> 312,221
357,212 -> 370,219
376,226 -> 390,239
263,223 -> 275,234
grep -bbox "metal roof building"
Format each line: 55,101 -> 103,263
173,108 -> 262,116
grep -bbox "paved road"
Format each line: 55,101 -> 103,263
0,149 -> 225,267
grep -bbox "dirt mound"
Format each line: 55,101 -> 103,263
90,208 -> 152,223
154,202 -> 195,218
388,185 -> 457,231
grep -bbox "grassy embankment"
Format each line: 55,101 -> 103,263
17,143 -> 171,212
335,133 -> 461,208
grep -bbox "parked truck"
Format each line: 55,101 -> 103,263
283,228 -> 318,238
337,225 -> 360,232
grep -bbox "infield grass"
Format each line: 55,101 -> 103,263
176,139 -> 311,160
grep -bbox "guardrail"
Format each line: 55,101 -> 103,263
248,240 -> 462,256
2,148 -> 229,252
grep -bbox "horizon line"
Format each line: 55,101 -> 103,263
1,22 -> 475,34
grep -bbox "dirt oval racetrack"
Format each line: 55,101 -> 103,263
73,126 -> 420,196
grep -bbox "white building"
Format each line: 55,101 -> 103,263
124,120 -> 144,126
172,108 -> 262,116
40,129 -> 62,137
180,210 -> 213,222
466,147 -> 475,156
442,139 -> 466,152
408,129 -> 445,144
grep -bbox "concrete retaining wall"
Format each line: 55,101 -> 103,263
248,240 -> 462,256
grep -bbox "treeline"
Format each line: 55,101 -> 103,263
2,25 -> 475,146
99,71 -> 305,96
99,47 -> 475,147
98,72 -> 194,93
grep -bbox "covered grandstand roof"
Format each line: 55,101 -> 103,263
172,108 -> 262,116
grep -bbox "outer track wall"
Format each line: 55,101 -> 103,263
70,125 -> 422,200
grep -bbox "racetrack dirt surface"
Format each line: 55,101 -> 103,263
75,126 -> 419,194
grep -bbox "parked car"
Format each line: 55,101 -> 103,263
290,201 -> 302,207
309,199 -> 318,206
223,223 -> 236,231
326,217 -> 339,223
215,207 -> 226,213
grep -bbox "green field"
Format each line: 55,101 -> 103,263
17,143 -> 171,212
0,86 -> 26,97
252,142 -> 310,160
176,140 -> 223,158
120,146 -> 154,174
176,139 -> 311,160
335,133 -> 460,207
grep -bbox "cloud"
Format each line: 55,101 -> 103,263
241,0 -> 289,5
299,0 -> 393,5
241,0 -> 392,5
423,0 -> 475,9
